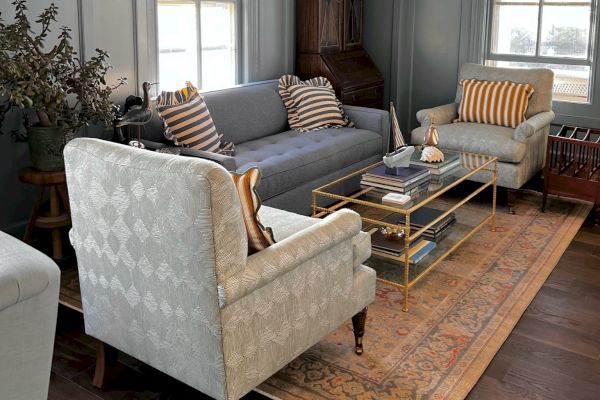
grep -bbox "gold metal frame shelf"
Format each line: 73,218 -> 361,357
312,152 -> 498,312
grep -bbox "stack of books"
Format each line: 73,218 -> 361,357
371,230 -> 436,264
410,150 -> 461,190
361,164 -> 431,196
395,206 -> 456,242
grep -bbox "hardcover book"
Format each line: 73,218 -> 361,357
364,164 -> 430,183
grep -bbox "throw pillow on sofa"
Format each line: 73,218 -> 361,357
156,82 -> 222,153
278,74 -> 354,132
457,79 -> 535,129
156,81 -> 198,107
230,167 -> 276,254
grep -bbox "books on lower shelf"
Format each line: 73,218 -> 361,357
371,231 -> 436,264
394,206 -> 457,242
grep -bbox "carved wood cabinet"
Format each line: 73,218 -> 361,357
296,0 -> 384,109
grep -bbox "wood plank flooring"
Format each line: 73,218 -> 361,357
48,218 -> 599,400
467,221 -> 600,400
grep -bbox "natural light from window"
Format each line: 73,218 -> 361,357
486,0 -> 596,103
157,0 -> 237,92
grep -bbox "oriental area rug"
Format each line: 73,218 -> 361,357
258,192 -> 591,400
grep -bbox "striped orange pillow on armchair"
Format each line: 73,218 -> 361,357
457,79 -> 534,128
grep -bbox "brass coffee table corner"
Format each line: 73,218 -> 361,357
312,152 -> 499,312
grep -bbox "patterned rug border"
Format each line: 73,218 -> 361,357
448,199 -> 592,400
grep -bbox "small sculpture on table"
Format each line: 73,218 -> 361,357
383,102 -> 415,175
420,119 -> 445,163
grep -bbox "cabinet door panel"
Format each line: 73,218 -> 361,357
319,0 -> 343,52
344,0 -> 363,49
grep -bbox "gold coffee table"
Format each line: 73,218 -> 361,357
312,151 -> 498,312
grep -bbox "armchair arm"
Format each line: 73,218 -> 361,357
219,209 -> 362,306
0,231 -> 60,312
416,103 -> 458,127
513,111 -> 555,142
343,105 -> 390,155
140,139 -> 237,171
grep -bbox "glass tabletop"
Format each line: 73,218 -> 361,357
312,149 -> 498,216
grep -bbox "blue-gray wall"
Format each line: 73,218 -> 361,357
364,0 -> 600,135
0,0 -> 294,233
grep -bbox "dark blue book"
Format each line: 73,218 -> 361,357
364,164 -> 430,183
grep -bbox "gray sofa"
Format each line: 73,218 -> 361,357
141,80 -> 389,215
0,231 -> 60,400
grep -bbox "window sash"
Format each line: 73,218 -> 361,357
157,0 -> 239,90
486,0 -> 597,65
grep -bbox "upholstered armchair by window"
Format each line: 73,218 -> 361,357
411,63 -> 555,210
64,138 -> 376,400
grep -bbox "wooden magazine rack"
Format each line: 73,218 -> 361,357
543,125 -> 600,218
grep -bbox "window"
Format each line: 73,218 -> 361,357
486,0 -> 598,103
157,0 -> 238,92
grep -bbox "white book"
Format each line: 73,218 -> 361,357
382,193 -> 412,206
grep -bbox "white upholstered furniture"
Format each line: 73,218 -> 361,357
64,138 -> 376,400
0,231 -> 60,400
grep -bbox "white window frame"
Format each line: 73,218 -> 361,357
485,0 -> 599,103
156,0 -> 241,90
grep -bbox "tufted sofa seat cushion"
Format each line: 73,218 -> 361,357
411,122 -> 526,163
234,128 -> 382,200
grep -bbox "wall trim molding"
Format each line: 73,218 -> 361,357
458,0 -> 487,69
241,0 -> 260,83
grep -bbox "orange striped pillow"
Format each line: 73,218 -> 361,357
458,79 -> 534,128
230,167 -> 275,254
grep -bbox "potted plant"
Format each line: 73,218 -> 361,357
0,0 -> 125,171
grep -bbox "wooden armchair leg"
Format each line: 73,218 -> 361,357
93,341 -> 119,389
352,308 -> 368,355
507,189 -> 517,214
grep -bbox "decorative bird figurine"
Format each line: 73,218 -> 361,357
112,81 -> 157,147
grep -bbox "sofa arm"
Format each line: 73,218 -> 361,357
0,231 -> 60,312
219,209 -> 362,306
140,139 -> 237,171
343,105 -> 390,155
513,111 -> 555,142
416,103 -> 458,127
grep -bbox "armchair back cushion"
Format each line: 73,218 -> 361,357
456,63 -> 554,118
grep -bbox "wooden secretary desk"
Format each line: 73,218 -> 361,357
296,0 -> 384,109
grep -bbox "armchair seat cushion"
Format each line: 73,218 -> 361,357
235,128 -> 382,199
411,122 -> 526,163
259,206 -> 371,267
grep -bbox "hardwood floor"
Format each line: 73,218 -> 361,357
467,219 -> 600,400
48,216 -> 599,400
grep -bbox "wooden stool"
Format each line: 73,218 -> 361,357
19,168 -> 71,260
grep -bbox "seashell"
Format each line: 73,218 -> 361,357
420,146 -> 444,162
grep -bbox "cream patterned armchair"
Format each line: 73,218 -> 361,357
411,63 -> 555,207
64,138 -> 376,400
